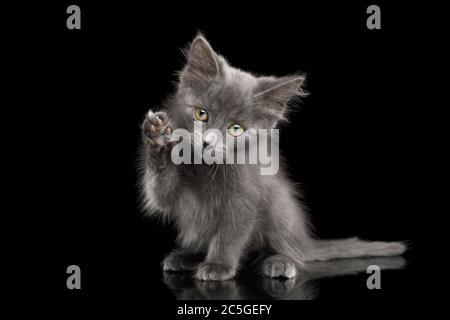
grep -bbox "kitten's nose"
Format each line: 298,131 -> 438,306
203,132 -> 217,147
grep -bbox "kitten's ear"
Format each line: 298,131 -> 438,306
253,75 -> 307,126
181,34 -> 222,84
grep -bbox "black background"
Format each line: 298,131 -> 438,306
10,0 -> 440,316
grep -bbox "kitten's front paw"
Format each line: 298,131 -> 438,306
262,255 -> 296,278
142,111 -> 172,150
194,263 -> 236,281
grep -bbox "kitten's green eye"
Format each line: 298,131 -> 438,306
194,107 -> 209,122
228,123 -> 245,137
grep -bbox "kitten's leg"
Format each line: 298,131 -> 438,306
194,204 -> 256,281
141,110 -> 178,211
163,249 -> 203,272
261,254 -> 297,279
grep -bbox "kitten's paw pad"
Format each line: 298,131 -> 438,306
194,263 -> 236,281
262,256 -> 296,278
163,254 -> 197,272
142,111 -> 172,148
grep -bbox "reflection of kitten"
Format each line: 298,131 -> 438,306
139,34 -> 406,281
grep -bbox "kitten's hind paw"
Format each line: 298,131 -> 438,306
262,255 -> 297,279
194,263 -> 236,281
142,110 -> 172,150
163,252 -> 199,272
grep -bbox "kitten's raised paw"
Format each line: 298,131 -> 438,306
142,110 -> 172,149
194,263 -> 236,281
262,255 -> 296,279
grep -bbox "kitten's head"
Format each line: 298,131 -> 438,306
168,34 -> 307,158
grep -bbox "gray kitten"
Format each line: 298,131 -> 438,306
139,34 -> 406,281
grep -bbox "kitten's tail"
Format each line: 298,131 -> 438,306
304,237 -> 407,262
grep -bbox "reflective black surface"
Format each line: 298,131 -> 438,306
163,257 -> 407,300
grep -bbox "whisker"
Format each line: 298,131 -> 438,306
230,164 -> 237,196
199,163 -> 218,193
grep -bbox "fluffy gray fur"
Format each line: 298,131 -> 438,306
138,34 -> 406,281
